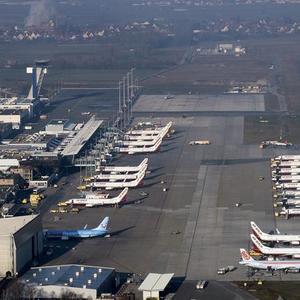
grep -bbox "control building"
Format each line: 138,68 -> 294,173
0,215 -> 43,278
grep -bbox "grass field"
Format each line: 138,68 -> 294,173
244,115 -> 300,144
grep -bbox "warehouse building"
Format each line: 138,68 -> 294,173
20,264 -> 116,299
138,273 -> 174,300
0,215 -> 43,278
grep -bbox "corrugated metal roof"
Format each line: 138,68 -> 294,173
138,273 -> 174,291
21,265 -> 114,290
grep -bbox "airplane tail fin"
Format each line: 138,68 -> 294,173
139,158 -> 149,168
250,221 -> 264,239
250,233 -> 266,253
115,188 -> 128,203
240,249 -> 254,262
94,216 -> 109,231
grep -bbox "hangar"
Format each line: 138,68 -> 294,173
0,215 -> 43,278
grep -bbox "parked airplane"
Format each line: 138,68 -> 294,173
44,216 -> 109,239
272,175 -> 300,183
90,164 -> 148,181
125,134 -> 161,141
272,155 -> 300,162
66,188 -> 128,207
276,199 -> 300,208
279,207 -> 300,218
239,248 -> 300,271
277,190 -> 300,197
271,161 -> 300,168
119,137 -> 162,154
274,183 -> 300,190
272,168 -> 300,175
87,169 -> 145,189
251,234 -> 300,257
126,122 -> 172,136
261,141 -> 292,149
117,134 -> 161,147
251,221 -> 300,245
96,158 -> 148,173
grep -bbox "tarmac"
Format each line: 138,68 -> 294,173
133,94 -> 265,113
41,92 -> 300,282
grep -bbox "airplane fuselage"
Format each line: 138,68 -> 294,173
240,260 -> 300,270
45,229 -> 107,239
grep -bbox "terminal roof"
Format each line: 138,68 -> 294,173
62,117 -> 103,156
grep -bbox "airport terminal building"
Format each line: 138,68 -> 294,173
0,215 -> 43,278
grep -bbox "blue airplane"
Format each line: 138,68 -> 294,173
44,216 -> 109,239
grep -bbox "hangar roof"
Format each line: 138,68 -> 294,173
0,215 -> 39,236
138,273 -> 174,292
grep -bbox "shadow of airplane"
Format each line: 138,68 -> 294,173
109,226 -> 135,237
162,141 -> 176,147
145,173 -> 164,181
149,166 -> 164,173
121,196 -> 148,206
139,181 -> 162,188
160,146 -> 177,153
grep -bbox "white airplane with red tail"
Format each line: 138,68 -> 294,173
251,234 -> 300,257
239,248 -> 300,271
251,221 -> 300,245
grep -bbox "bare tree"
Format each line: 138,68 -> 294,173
60,289 -> 83,299
0,280 -> 37,300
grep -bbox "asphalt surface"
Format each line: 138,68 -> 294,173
133,94 -> 265,113
40,92 -> 300,282
173,281 -> 258,300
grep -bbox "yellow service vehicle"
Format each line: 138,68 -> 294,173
30,194 -> 41,207
77,185 -> 87,190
